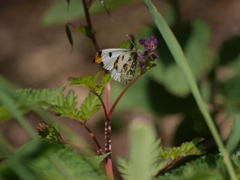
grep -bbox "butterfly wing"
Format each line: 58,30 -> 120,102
94,49 -> 130,70
94,48 -> 138,84
110,50 -> 138,84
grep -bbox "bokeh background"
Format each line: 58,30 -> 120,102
1,0 -> 240,169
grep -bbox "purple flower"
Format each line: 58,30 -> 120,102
139,62 -> 146,69
151,53 -> 159,60
138,36 -> 159,70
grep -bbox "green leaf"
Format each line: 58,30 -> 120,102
69,71 -> 112,94
159,155 -> 226,180
66,0 -> 70,9
0,86 -> 65,122
1,139 -> 108,180
80,93 -> 102,120
160,138 -> 205,160
65,24 -> 73,51
47,90 -> 82,121
47,90 -> 102,121
117,119 -> 166,180
223,75 -> 240,114
42,0 -> 138,26
226,116 -> 240,154
76,26 -> 96,37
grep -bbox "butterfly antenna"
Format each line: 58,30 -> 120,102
126,35 -> 135,46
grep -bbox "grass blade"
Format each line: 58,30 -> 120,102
142,0 -> 237,179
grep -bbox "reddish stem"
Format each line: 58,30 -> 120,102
105,83 -> 111,114
78,121 -> 104,155
81,1 -> 113,178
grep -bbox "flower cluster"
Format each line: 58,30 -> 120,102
138,35 -> 159,71
37,121 -> 61,142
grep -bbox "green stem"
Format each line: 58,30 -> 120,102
142,0 -> 237,179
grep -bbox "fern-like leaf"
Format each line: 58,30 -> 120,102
47,90 -> 102,121
117,119 -> 166,180
0,87 -> 65,122
158,154 -> 227,180
80,93 -> 102,120
160,138 -> 205,160
68,71 -> 112,94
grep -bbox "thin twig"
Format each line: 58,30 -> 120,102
71,117 -> 104,155
82,0 -> 100,51
78,121 -> 104,155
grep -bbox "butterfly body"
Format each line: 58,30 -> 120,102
94,48 -> 138,84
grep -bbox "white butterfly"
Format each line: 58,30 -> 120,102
93,48 -> 138,84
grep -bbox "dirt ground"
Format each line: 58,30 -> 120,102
0,0 -> 240,168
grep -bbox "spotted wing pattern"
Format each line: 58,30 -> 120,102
94,48 -> 138,84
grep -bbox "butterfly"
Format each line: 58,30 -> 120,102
93,47 -> 138,84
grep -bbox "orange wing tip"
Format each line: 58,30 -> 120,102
94,54 -> 102,64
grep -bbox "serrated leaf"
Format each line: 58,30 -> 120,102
160,138 -> 205,160
80,93 -> 102,120
69,75 -> 96,90
158,155 -> 226,180
0,87 -> 65,122
65,90 -> 77,107
69,71 -> 112,95
47,90 -> 83,121
117,120 -> 166,180
47,90 -> 102,121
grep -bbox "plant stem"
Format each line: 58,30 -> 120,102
82,1 -> 113,178
104,83 -> 114,179
81,0 -> 100,51
78,121 -> 104,155
105,83 -> 111,114
73,117 -> 104,155
142,1 -> 237,179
